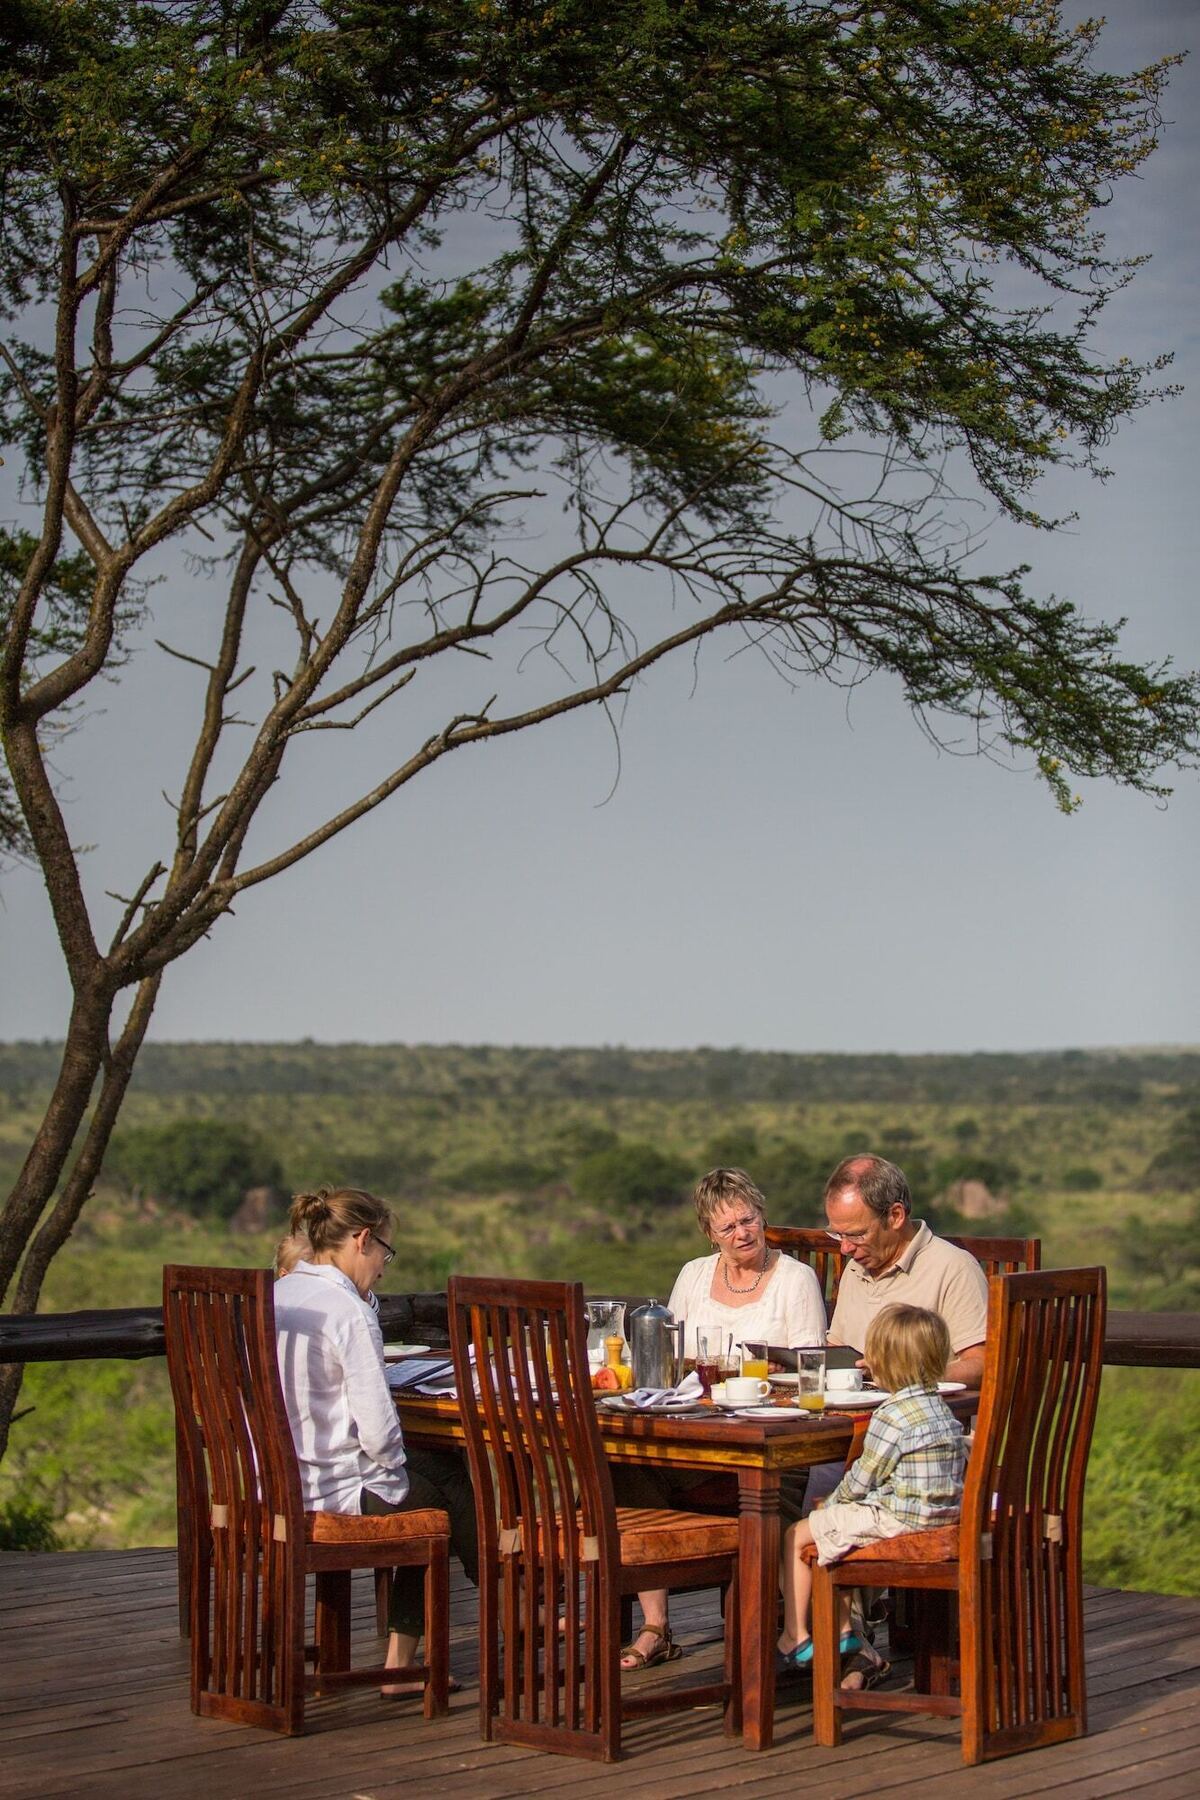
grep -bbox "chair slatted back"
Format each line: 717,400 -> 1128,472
163,1265 -> 306,1733
764,1225 -> 846,1316
766,1227 -> 1041,1322
946,1234 -> 1041,1278
448,1275 -> 622,1757
961,1267 -> 1106,1758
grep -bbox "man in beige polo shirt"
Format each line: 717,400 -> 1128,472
826,1153 -> 988,1388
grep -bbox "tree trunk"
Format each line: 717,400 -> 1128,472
0,990 -> 113,1305
0,974 -> 159,1464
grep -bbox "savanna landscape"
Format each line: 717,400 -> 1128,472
1,1040 -> 1196,1597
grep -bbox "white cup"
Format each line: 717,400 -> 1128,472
826,1368 -> 864,1392
725,1376 -> 771,1403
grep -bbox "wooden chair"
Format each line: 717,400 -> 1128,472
947,1233 -> 1041,1277
764,1225 -> 846,1318
163,1265 -> 451,1735
807,1266 -> 1107,1765
448,1274 -> 741,1762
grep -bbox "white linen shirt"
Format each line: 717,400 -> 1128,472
667,1252 -> 827,1359
274,1260 -> 409,1512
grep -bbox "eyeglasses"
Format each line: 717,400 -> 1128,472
368,1231 -> 395,1266
825,1227 -> 873,1246
713,1215 -> 762,1240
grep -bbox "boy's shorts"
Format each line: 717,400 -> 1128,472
807,1499 -> 914,1565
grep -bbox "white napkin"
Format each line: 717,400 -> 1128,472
625,1371 -> 703,1410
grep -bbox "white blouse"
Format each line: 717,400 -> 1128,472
667,1252 -> 827,1360
274,1260 -> 408,1512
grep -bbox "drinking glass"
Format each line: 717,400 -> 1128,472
741,1339 -> 769,1382
693,1330 -> 720,1398
796,1349 -> 826,1412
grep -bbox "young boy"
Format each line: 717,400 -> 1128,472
273,1232 -> 310,1277
779,1303 -> 966,1684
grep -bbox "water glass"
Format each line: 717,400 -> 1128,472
741,1339 -> 769,1382
796,1349 -> 826,1412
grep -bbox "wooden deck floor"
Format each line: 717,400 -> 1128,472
2,1550 -> 1198,1799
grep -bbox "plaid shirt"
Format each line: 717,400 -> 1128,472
826,1384 -> 965,1529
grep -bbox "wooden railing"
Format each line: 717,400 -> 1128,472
2,1297 -> 1198,1369
0,1293 -> 452,1363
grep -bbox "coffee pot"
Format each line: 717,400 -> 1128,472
628,1299 -> 685,1389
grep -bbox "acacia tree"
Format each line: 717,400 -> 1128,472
1,1 -> 1197,1451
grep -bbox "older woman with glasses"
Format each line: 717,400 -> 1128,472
615,1167 -> 827,1672
665,1166 -> 828,1362
274,1184 -> 478,1696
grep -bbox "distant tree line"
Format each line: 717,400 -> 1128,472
2,1041 -> 1195,1111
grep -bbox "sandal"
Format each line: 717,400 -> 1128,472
620,1625 -> 682,1671
840,1649 -> 891,1691
380,1673 -> 462,1699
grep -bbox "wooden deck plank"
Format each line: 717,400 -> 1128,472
1,1551 -> 1197,1800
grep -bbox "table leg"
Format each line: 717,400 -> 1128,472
738,1465 -> 781,1750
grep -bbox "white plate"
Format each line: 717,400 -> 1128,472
824,1388 -> 887,1408
938,1381 -> 967,1394
383,1342 -> 432,1358
711,1395 -> 775,1411
732,1406 -> 795,1420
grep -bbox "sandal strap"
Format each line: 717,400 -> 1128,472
620,1624 -> 673,1668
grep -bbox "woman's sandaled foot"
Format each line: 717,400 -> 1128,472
840,1650 -> 890,1691
380,1672 -> 462,1699
620,1624 -> 681,1671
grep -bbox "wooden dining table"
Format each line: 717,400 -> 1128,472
396,1387 -> 979,1752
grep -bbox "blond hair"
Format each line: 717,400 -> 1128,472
865,1304 -> 950,1392
273,1232 -> 310,1278
693,1167 -> 767,1238
288,1185 -> 390,1253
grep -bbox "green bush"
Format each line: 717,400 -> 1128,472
573,1141 -> 691,1236
1141,1103 -> 1200,1192
1061,1165 -> 1103,1192
703,1126 -> 761,1172
754,1139 -> 824,1214
0,1496 -> 59,1551
1084,1369 -> 1200,1596
446,1153 -> 559,1194
105,1118 -> 283,1221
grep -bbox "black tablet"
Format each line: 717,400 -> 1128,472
768,1343 -> 862,1371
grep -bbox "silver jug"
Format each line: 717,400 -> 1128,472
628,1299 -> 685,1389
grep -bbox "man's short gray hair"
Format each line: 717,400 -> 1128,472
823,1154 -> 912,1221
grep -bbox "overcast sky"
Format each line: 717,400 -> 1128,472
1,2 -> 1196,1056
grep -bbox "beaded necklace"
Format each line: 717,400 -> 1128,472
720,1247 -> 773,1296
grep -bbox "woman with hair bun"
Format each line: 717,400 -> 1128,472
274,1185 -> 477,1695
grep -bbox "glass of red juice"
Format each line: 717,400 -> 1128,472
694,1332 -> 720,1397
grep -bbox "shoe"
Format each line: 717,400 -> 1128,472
620,1624 -> 682,1671
777,1631 -> 861,1674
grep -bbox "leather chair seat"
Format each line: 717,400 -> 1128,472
801,1522 -> 960,1566
305,1507 -> 450,1546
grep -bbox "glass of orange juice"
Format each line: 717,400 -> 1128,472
741,1340 -> 769,1382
